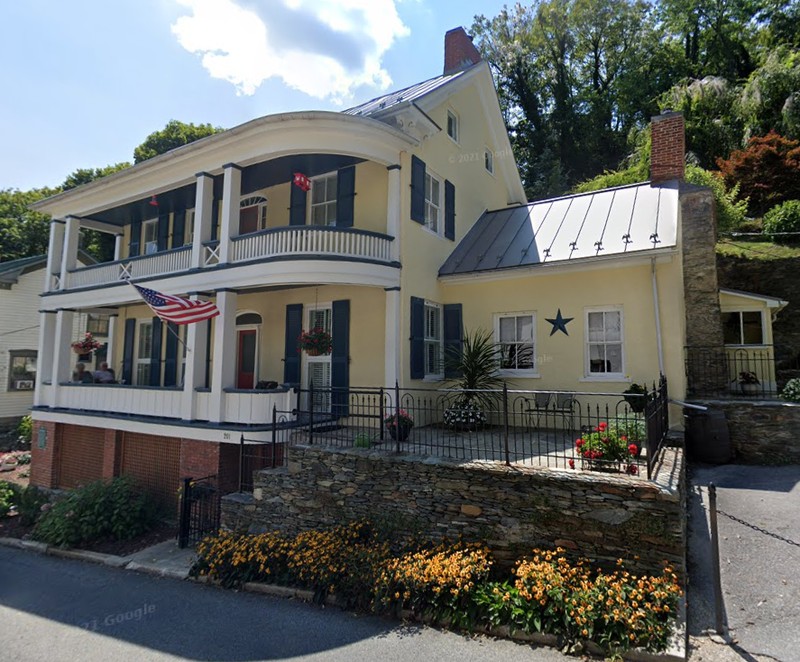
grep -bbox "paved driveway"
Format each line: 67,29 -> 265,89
688,464 -> 800,661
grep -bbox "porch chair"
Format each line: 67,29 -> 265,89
524,392 -> 552,430
552,392 -> 576,433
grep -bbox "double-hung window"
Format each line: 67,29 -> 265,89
424,302 -> 443,378
496,313 -> 536,374
142,218 -> 158,255
586,308 -> 624,376
722,311 -> 764,345
135,320 -> 153,385
184,209 -> 195,246
310,173 -> 337,226
446,110 -> 459,143
424,172 -> 442,234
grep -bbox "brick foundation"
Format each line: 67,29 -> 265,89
30,420 -> 58,488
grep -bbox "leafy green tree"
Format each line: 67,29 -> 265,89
62,162 -> 131,191
0,188 -> 56,262
133,120 -> 224,163
739,49 -> 800,140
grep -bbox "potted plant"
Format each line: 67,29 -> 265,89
297,327 -> 332,356
736,371 -> 760,395
385,409 -> 414,441
443,329 -> 503,431
71,332 -> 101,355
622,383 -> 648,413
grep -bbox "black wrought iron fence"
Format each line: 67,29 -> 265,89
293,379 -> 669,480
685,346 -> 779,398
237,405 -> 291,492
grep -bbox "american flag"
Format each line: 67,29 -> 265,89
131,284 -> 219,325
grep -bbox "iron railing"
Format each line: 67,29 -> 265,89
287,379 -> 669,480
685,346 -> 779,398
237,405 -> 291,491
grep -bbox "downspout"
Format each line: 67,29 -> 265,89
652,258 -> 665,375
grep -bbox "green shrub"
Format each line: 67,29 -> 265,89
0,481 -> 17,517
781,377 -> 800,402
32,476 -> 159,547
16,415 -> 32,445
763,200 -> 800,244
16,485 -> 50,526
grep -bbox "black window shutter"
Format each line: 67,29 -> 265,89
211,199 -> 219,241
283,303 -> 303,384
289,180 -> 307,226
336,166 -> 355,228
129,218 -> 141,257
410,156 -> 426,224
410,296 -> 425,379
122,319 -> 136,385
444,180 -> 456,241
172,210 -> 186,248
157,213 -> 169,251
331,299 -> 350,417
164,322 -> 179,387
443,304 -> 463,378
150,317 -> 163,387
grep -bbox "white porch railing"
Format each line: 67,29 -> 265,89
66,246 -> 192,289
56,384 -> 183,418
231,227 -> 393,264
224,388 -> 296,424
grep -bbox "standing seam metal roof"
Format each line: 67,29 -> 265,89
439,182 -> 679,276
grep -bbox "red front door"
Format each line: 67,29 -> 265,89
237,329 -> 256,389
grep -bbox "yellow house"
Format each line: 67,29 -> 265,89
26,28 -> 785,501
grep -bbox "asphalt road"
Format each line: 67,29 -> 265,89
0,546 -> 567,662
688,463 -> 800,662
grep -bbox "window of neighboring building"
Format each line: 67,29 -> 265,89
135,320 -> 153,385
310,173 -> 338,226
496,313 -> 535,373
446,110 -> 459,143
142,218 -> 158,255
86,314 -> 109,337
424,171 -> 442,234
586,308 -> 624,376
484,148 -> 494,174
424,302 -> 443,378
722,311 -> 764,345
239,196 -> 267,235
8,350 -> 36,391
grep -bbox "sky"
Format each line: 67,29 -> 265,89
0,0 -> 511,192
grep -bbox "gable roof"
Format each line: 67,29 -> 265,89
719,288 -> 789,309
439,182 -> 679,277
0,252 -> 96,287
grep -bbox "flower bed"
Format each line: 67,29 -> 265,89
191,522 -> 681,657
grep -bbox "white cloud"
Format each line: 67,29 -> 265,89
171,0 -> 409,102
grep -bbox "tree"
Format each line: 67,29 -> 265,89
62,163 -> 131,191
717,131 -> 800,216
133,120 -> 224,163
0,188 -> 57,262
739,48 -> 800,141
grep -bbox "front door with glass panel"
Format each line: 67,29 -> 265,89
303,306 -> 332,412
236,329 -> 257,389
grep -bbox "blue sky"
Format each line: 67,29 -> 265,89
0,0 -> 510,192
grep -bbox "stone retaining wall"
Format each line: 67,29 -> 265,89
713,400 -> 800,464
222,444 -> 686,579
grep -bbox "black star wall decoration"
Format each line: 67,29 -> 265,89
546,308 -> 574,336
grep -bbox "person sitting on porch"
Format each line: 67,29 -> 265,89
72,362 -> 94,384
93,362 -> 115,384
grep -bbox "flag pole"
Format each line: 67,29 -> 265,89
166,322 -> 191,352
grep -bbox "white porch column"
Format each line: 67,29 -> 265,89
208,289 -> 238,422
182,302 -> 210,420
52,309 -> 76,406
45,220 -> 65,291
191,172 -> 215,269
113,234 -> 123,261
34,311 -> 58,407
60,216 -> 81,290
384,288 -> 401,388
386,164 -> 401,261
218,163 -> 242,264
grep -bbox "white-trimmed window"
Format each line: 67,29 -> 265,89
142,218 -> 158,255
496,313 -> 536,374
586,308 -> 624,376
135,320 -> 153,385
86,313 -> 109,337
424,171 -> 442,234
239,196 -> 267,235
8,350 -> 36,391
424,302 -> 443,378
484,148 -> 494,174
446,109 -> 459,143
310,173 -> 337,226
184,209 -> 195,246
722,311 -> 764,345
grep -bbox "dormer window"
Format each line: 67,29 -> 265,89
446,110 -> 459,143
239,196 -> 267,235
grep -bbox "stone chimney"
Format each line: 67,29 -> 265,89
444,27 -> 481,76
650,111 -> 685,183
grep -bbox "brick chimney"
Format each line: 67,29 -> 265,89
444,27 -> 481,76
650,111 -> 685,183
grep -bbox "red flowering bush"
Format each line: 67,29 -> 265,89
572,422 -> 639,474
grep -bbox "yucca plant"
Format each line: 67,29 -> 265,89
444,328 -> 504,423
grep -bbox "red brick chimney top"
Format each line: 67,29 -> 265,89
444,27 -> 481,76
650,110 -> 685,184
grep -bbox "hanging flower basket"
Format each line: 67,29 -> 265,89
297,327 -> 332,356
71,332 -> 101,355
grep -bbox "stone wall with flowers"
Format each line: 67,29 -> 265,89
713,400 -> 800,464
222,444 -> 686,579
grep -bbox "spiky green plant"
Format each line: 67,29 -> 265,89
445,328 -> 504,411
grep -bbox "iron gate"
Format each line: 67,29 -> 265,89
177,474 -> 220,548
